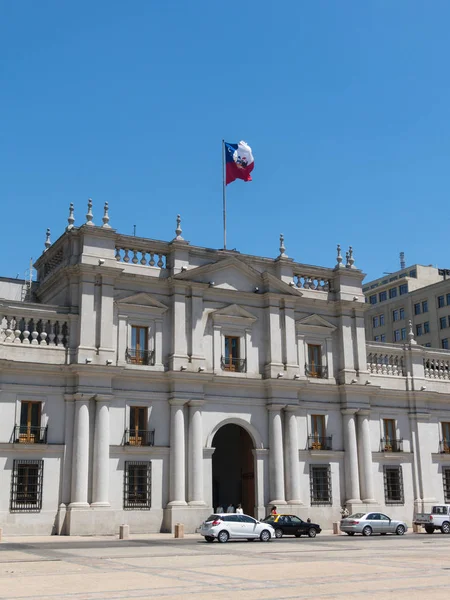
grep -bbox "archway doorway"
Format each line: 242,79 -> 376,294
212,424 -> 255,516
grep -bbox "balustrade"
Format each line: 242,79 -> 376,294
115,247 -> 167,269
424,356 -> 450,380
0,316 -> 69,347
367,351 -> 405,376
293,273 -> 331,292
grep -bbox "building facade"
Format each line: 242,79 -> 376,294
364,264 -> 450,349
1,204 -> 450,536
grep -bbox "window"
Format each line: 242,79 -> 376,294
126,407 -> 154,446
222,336 -> 242,371
380,334 -> 386,342
374,336 -> 380,342
310,415 -> 329,449
389,276 -> 398,282
409,269 -> 417,278
401,328 -> 406,340
424,343 -> 431,347
416,324 -> 423,337
414,303 -> 421,315
440,317 -> 447,330
306,344 -> 324,378
369,295 -> 377,305
443,339 -> 449,350
393,330 -> 400,342
422,301 -> 428,313
442,422 -> 450,450
124,461 -> 151,509
383,419 -> 396,442
444,468 -> 450,504
393,310 -> 399,322
424,322 -> 430,334
127,326 -> 151,365
447,294 -> 450,306
389,288 -> 397,299
400,308 -> 405,320
309,465 -> 332,505
372,316 -> 379,328
383,465 -> 404,505
380,315 -> 385,326
399,284 -> 408,295
438,295 -> 445,308
17,401 -> 44,444
10,459 -> 44,512
379,291 -> 387,302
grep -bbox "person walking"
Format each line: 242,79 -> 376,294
236,503 -> 243,514
271,505 -> 278,515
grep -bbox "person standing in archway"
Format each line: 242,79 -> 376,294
227,503 -> 234,513
236,503 -> 243,514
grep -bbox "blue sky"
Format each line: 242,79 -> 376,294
1,1 -> 449,282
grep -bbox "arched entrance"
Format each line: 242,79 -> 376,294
212,424 -> 255,516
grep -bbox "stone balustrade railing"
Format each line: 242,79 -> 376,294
423,350 -> 450,380
366,345 -> 406,376
293,272 -> 332,292
0,315 -> 69,347
114,235 -> 169,269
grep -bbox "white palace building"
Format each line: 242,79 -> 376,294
1,200 -> 450,536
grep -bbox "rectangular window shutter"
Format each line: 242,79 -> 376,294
443,468 -> 450,503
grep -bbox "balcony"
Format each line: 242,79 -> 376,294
305,364 -> 328,379
380,437 -> 403,452
124,429 -> 155,447
125,348 -> 155,366
221,356 -> 247,373
13,425 -> 48,444
308,435 -> 332,451
440,440 -> 450,454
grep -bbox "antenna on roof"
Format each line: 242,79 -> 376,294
400,252 -> 405,270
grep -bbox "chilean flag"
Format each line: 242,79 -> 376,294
225,141 -> 254,185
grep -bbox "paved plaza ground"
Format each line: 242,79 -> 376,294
0,530 -> 449,600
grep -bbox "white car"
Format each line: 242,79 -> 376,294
198,513 -> 275,543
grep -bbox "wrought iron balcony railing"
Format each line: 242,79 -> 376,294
440,440 -> 450,454
220,356 -> 247,373
380,437 -> 403,452
308,435 -> 333,451
125,348 -> 155,366
14,425 -> 48,444
305,364 -> 328,378
124,429 -> 155,447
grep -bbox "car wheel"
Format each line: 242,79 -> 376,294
205,536 -> 214,543
274,528 -> 283,539
362,526 -> 372,537
346,532 -> 355,536
441,521 -> 450,534
260,529 -> 271,542
308,528 -> 317,538
396,525 -> 405,536
218,530 -> 229,543
425,526 -> 435,534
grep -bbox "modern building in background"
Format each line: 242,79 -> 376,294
1,204 -> 450,536
364,262 -> 450,350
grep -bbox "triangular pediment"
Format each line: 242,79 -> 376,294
296,313 -> 336,331
173,256 -> 264,292
211,303 -> 257,326
115,292 -> 168,311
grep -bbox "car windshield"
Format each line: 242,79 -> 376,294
348,513 -> 365,519
205,514 -> 220,522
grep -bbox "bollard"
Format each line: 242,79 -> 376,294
119,524 -> 129,540
413,523 -> 421,534
174,523 -> 184,538
332,521 -> 341,535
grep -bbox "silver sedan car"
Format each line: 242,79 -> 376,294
340,512 -> 407,536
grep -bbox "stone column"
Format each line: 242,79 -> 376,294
285,407 -> 302,504
168,399 -> 187,505
92,394 -> 112,507
342,409 -> 361,503
357,411 -> 375,503
188,400 -> 205,505
69,395 -> 91,508
154,318 -> 163,366
169,285 -> 188,370
268,404 -> 286,505
190,288 -> 205,370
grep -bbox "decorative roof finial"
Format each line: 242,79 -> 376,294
85,198 -> 94,226
345,250 -> 349,267
278,233 -> 288,258
348,246 -> 355,269
44,228 -> 51,251
102,202 -> 111,228
407,319 -> 417,346
336,244 -> 343,268
66,203 -> 75,231
174,214 -> 184,241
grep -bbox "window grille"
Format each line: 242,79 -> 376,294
124,461 -> 151,510
443,468 -> 450,503
310,464 -> 332,505
10,459 -> 44,512
383,465 -> 404,505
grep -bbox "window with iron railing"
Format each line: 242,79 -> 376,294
381,419 -> 402,452
310,465 -> 332,505
16,402 -> 46,444
127,326 -> 154,365
221,336 -> 246,372
124,407 -> 154,446
440,423 -> 450,454
383,465 -> 404,505
10,459 -> 44,512
124,461 -> 151,509
309,415 -> 331,450
306,345 -> 327,378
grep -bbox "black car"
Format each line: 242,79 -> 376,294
262,514 -> 322,538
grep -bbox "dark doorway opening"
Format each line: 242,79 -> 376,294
212,424 -> 255,516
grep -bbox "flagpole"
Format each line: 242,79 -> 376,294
222,139 -> 227,250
